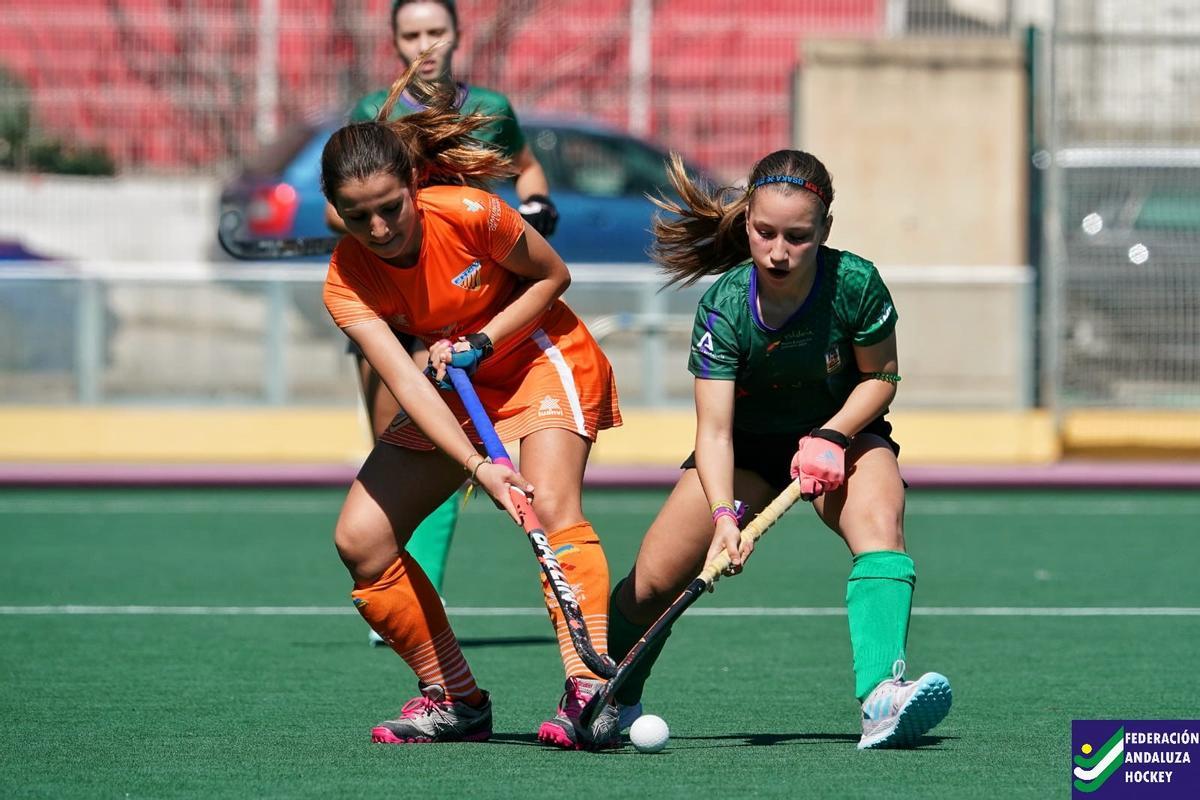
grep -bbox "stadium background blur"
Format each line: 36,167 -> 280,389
3,3 -> 1200,797
1,0 -> 1197,473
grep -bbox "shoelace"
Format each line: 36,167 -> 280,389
400,695 -> 449,720
891,658 -> 907,684
561,680 -> 596,720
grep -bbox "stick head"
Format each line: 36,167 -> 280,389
217,210 -> 339,260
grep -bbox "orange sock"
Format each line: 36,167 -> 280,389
540,521 -> 610,680
351,554 -> 482,705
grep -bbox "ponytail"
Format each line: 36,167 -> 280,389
651,154 -> 751,287
321,47 -> 514,201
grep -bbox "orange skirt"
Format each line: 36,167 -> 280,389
381,303 -> 622,450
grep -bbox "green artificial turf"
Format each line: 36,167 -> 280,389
2,488 -> 1198,798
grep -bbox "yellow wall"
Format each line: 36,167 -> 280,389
3,406 -> 1194,465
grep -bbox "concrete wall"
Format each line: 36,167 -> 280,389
795,37 -> 1028,268
0,174 -> 220,262
883,265 -> 1033,409
795,37 -> 1032,409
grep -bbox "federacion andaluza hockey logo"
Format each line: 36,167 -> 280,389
1074,725 -> 1125,794
1072,720 -> 1200,797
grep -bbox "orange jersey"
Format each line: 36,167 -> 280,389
323,185 -> 621,449
324,185 -> 526,345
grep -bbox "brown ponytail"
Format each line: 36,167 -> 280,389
652,149 -> 834,287
321,48 -> 514,201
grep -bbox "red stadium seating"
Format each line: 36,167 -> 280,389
0,0 -> 883,174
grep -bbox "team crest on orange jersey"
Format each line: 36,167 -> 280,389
452,261 -> 483,291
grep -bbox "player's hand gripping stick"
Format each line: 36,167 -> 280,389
790,428 -> 849,501
580,480 -> 805,728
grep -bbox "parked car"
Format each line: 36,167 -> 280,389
1056,147 -> 1200,401
219,114 -> 710,264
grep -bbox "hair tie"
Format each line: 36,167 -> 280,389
749,175 -> 828,205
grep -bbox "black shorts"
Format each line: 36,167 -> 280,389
680,418 -> 900,493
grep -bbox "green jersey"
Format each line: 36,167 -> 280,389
348,82 -> 527,159
687,247 -> 898,435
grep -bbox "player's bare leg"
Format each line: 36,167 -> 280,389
357,348 -> 461,646
518,428 -> 621,749
606,468 -> 774,721
815,434 -> 952,749
337,444 -> 491,743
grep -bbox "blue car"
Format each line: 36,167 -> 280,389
219,114 -> 708,263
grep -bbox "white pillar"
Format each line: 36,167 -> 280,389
628,0 -> 652,136
255,0 -> 280,144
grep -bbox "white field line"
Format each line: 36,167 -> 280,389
1,605 -> 1198,617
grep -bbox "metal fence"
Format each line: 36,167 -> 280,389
0,262 -> 710,407
4,1 -> 1200,414
0,262 -> 1033,409
1041,0 -> 1200,408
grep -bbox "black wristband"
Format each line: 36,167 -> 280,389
810,428 -> 851,449
464,332 -> 494,360
518,194 -> 558,236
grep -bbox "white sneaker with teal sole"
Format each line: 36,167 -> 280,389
858,660 -> 952,750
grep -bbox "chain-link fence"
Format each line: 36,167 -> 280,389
1043,0 -> 1200,408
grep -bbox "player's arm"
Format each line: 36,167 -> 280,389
511,144 -> 550,202
693,377 -> 751,570
510,144 -> 557,237
345,318 -> 531,519
820,332 -> 899,438
431,226 -> 568,378
790,332 -> 898,501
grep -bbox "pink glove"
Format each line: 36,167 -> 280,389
789,429 -> 849,501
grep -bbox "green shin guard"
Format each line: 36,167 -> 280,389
607,580 -> 673,707
404,492 -> 461,594
846,551 -> 916,702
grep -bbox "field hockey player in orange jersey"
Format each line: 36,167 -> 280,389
320,58 -> 623,749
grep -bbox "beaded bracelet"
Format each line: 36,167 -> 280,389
712,507 -> 739,525
464,454 -> 489,483
863,371 -> 901,383
710,501 -> 738,525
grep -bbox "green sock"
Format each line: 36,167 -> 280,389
846,550 -> 915,702
404,492 -> 461,593
607,579 -> 673,707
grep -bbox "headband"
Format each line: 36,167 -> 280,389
749,175 -> 828,205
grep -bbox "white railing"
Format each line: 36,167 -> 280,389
0,261 -> 1042,409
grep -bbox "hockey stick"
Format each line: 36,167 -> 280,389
217,210 -> 340,260
580,479 -> 805,727
445,365 -> 617,679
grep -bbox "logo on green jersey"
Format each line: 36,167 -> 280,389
824,346 -> 842,373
